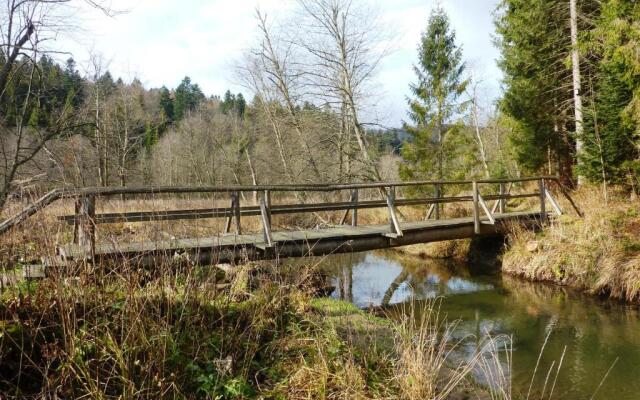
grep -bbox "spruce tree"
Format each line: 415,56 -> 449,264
400,7 -> 467,182
174,76 -> 205,121
158,86 -> 174,122
578,0 -> 640,187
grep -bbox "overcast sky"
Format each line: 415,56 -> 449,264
61,0 -> 501,127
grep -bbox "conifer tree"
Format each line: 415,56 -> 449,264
158,86 -> 174,122
174,76 -> 204,121
400,7 -> 467,182
578,0 -> 640,189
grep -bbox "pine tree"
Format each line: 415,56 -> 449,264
220,90 -> 235,115
174,76 -> 205,121
495,0 -> 600,186
158,86 -> 174,122
578,0 -> 640,188
235,93 -> 246,117
63,58 -> 84,108
400,7 -> 467,182
220,90 -> 247,117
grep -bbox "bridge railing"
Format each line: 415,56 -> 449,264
0,176 -> 582,258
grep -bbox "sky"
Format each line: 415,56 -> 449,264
60,0 -> 502,127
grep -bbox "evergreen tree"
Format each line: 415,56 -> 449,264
63,58 -> 84,108
158,86 -> 174,122
174,76 -> 205,121
220,90 -> 235,115
235,93 -> 246,117
495,0 -> 599,186
144,122 -> 159,149
220,90 -> 246,117
578,0 -> 640,187
400,7 -> 467,182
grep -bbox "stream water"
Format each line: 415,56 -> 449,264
304,250 -> 640,400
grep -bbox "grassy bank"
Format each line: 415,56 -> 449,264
0,259 -> 502,399
504,186 -> 640,303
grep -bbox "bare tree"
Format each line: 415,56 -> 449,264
466,74 -> 490,178
0,0 -> 115,99
237,56 -> 297,184
254,10 -> 323,182
0,0 -> 116,209
295,0 -> 387,181
108,80 -> 146,187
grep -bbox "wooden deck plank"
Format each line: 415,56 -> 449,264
57,211 -> 543,261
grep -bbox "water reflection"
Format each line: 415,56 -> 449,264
309,250 -> 640,400
319,251 -> 494,307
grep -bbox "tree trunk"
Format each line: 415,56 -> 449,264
570,0 -> 584,184
245,148 -> 259,205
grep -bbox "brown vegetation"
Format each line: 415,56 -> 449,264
504,186 -> 640,302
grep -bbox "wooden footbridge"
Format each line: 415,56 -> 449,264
0,176 -> 581,267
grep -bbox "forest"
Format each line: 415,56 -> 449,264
1,0 -> 638,208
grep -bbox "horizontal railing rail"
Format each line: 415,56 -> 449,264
44,175 -> 559,197
56,193 -> 540,225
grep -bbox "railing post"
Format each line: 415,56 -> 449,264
259,191 -> 273,248
499,182 -> 506,214
386,186 -> 403,237
351,188 -> 358,227
233,191 -> 241,234
434,183 -> 441,220
389,186 -> 395,232
264,190 -> 272,229
472,181 -> 481,234
539,178 -> 547,223
74,195 -> 96,258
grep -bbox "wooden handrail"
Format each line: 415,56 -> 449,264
41,175 -> 559,197
56,193 -> 541,225
0,176 -> 580,237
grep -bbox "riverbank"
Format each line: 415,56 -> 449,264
503,186 -> 640,303
0,261 -> 495,399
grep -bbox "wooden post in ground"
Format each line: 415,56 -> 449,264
388,186 -> 395,232
73,195 -> 96,258
539,179 -> 547,223
351,188 -> 358,227
472,181 -> 481,234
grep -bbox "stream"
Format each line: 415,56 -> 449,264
300,250 -> 640,400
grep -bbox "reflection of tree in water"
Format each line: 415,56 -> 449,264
280,252 -> 367,303
379,252 -> 490,306
329,253 -> 366,303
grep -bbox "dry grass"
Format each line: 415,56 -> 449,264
0,255 -> 509,399
503,185 -> 640,302
391,298 -> 511,400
